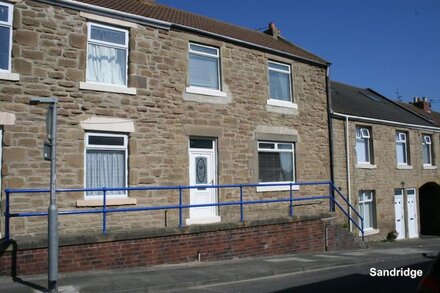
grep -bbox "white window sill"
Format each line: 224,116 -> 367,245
267,99 -> 298,109
256,183 -> 300,192
396,164 -> 412,170
0,72 -> 20,81
356,163 -> 377,169
80,82 -> 137,95
423,165 -> 437,170
361,228 -> 380,236
185,86 -> 227,97
76,198 -> 136,207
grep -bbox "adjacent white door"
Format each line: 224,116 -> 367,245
394,190 -> 405,240
407,189 -> 419,239
187,138 -> 219,224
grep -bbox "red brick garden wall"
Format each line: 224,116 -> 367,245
0,216 -> 360,276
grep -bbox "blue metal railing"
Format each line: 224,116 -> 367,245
3,181 -> 364,241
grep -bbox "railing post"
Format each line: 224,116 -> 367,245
5,189 -> 10,240
361,217 -> 365,241
239,185 -> 244,222
329,183 -> 335,212
102,187 -> 107,234
289,183 -> 293,217
178,186 -> 183,227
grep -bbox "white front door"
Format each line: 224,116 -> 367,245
394,190 -> 405,240
187,138 -> 219,224
407,188 -> 419,239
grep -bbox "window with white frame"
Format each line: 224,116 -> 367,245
87,23 -> 129,87
396,131 -> 409,165
268,61 -> 293,103
85,133 -> 128,197
359,190 -> 376,230
188,43 -> 220,90
258,141 -> 295,183
422,134 -> 433,166
0,2 -> 13,72
355,127 -> 372,164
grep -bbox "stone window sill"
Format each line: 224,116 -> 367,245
267,99 -> 298,109
362,228 -> 379,236
256,183 -> 300,192
423,165 -> 437,170
0,72 -> 20,81
185,216 -> 221,225
76,198 -> 137,207
396,164 -> 413,170
266,99 -> 298,115
79,82 -> 137,95
185,86 -> 227,97
356,163 -> 377,169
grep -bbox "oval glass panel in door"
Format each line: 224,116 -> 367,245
196,157 -> 207,184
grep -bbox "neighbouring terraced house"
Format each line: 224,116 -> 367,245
331,81 -> 440,241
0,0 -> 362,275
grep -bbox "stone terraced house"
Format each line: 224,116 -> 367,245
331,81 -> 440,241
0,0 -> 362,274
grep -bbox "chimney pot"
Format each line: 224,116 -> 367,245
264,22 -> 281,39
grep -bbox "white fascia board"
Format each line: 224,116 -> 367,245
332,111 -> 440,132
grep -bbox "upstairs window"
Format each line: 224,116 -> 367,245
268,61 -> 292,103
422,134 -> 433,166
85,133 -> 128,197
188,43 -> 220,90
396,131 -> 409,165
0,2 -> 13,72
87,23 -> 128,87
258,141 -> 295,183
355,127 -> 372,164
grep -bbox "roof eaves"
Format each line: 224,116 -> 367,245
36,0 -> 172,30
37,0 -> 329,67
172,22 -> 329,67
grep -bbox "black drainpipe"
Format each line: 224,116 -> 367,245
325,66 -> 335,211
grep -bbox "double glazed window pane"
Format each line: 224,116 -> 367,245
90,26 -> 126,45
269,70 -> 291,101
86,150 -> 125,196
422,144 -> 431,164
0,26 -> 9,70
259,152 -> 293,182
189,53 -> 219,89
396,142 -> 406,164
87,44 -> 127,86
360,202 -> 374,229
356,138 -> 369,163
0,5 -> 8,22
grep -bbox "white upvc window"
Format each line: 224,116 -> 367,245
86,22 -> 129,87
268,61 -> 293,105
355,127 -> 372,164
84,132 -> 128,198
188,43 -> 221,91
396,131 -> 408,165
422,134 -> 433,166
258,141 -> 295,186
0,2 -> 13,73
359,190 -> 376,231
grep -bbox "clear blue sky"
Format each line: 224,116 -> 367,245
160,0 -> 440,111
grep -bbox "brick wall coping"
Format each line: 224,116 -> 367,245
12,212 -> 335,250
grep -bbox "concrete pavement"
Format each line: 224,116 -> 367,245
0,236 -> 438,292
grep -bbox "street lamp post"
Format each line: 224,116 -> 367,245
30,97 -> 59,293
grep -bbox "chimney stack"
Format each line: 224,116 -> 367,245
264,22 -> 281,39
411,96 -> 431,113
